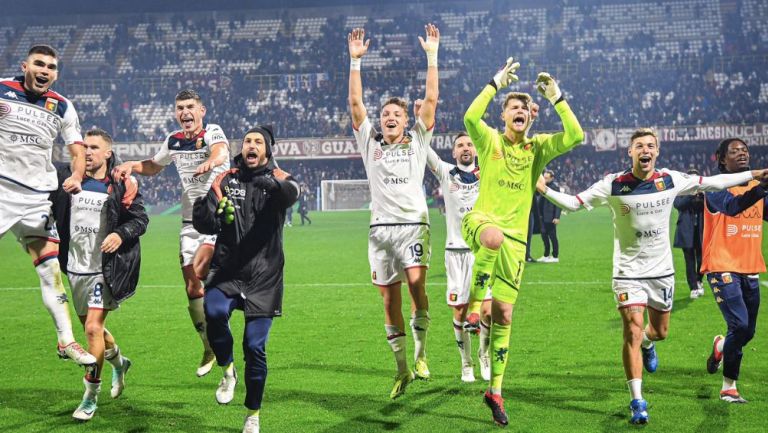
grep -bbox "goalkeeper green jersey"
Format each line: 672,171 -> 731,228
463,85 -> 583,241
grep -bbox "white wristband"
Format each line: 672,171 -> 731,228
427,51 -> 438,67
350,57 -> 361,71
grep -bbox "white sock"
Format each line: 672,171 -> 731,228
490,387 -> 502,395
385,325 -> 408,374
627,379 -> 643,400
188,297 -> 212,351
453,319 -> 472,365
36,258 -> 75,345
716,337 -> 725,354
410,309 -> 430,361
83,377 -> 101,400
722,376 -> 737,392
222,362 -> 235,377
479,320 -> 491,357
104,345 -> 123,369
641,331 -> 653,349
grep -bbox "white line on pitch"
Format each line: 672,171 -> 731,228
0,281 -> 608,292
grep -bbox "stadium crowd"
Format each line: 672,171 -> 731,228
2,0 -> 766,208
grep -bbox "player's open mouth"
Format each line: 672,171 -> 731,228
385,121 -> 397,129
246,151 -> 259,162
181,117 -> 194,128
513,115 -> 525,127
736,156 -> 748,164
639,156 -> 652,163
34,76 -> 49,86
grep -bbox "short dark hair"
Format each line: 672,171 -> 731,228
630,128 -> 659,145
715,138 -> 747,173
175,89 -> 203,103
453,131 -> 470,149
85,128 -> 113,146
28,45 -> 58,58
380,97 -> 408,115
544,169 -> 555,178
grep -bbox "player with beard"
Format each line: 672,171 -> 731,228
701,138 -> 768,404
193,125 -> 299,433
112,89 -> 230,377
538,129 -> 768,423
0,44 -> 96,366
51,128 -> 148,421
424,131 -> 490,383
348,24 -> 439,399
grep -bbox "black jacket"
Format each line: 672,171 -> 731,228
539,181 -> 562,223
193,156 -> 299,318
673,193 -> 704,249
50,157 -> 149,304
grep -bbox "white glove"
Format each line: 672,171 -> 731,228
490,57 -> 520,90
536,72 -> 563,105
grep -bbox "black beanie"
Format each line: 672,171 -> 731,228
244,125 -> 275,158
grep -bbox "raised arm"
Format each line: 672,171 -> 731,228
347,28 -> 370,128
464,57 -> 519,145
536,73 -> 584,161
417,23 -> 439,129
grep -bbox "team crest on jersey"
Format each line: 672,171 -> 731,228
523,142 -> 532,151
44,97 -> 58,112
195,138 -> 204,150
654,178 -> 666,191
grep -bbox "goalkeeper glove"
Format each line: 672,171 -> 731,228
216,196 -> 236,225
489,57 -> 520,91
536,72 -> 563,105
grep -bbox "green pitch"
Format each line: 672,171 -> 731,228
0,209 -> 765,432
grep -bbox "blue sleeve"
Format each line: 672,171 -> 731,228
705,185 -> 768,216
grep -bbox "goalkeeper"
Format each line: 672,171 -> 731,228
461,58 -> 584,426
192,125 -> 299,433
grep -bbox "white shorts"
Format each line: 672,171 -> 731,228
445,249 -> 491,306
0,180 -> 59,247
179,223 -> 216,267
612,275 -> 675,312
368,224 -> 431,286
68,273 -> 118,316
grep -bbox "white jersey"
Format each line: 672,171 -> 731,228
68,176 -> 110,274
0,76 -> 83,192
427,147 -> 479,249
576,168 -> 751,279
354,117 -> 433,225
152,123 -> 229,222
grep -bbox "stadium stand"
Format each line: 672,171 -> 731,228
1,0 -> 766,208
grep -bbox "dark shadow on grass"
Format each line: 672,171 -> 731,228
672,295 -> 693,313
693,384 -> 730,432
266,383 -> 489,433
0,387 -> 238,433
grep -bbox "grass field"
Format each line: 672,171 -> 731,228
0,208 -> 766,432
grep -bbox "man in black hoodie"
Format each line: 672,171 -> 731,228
193,125 -> 299,433
51,128 -> 148,421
